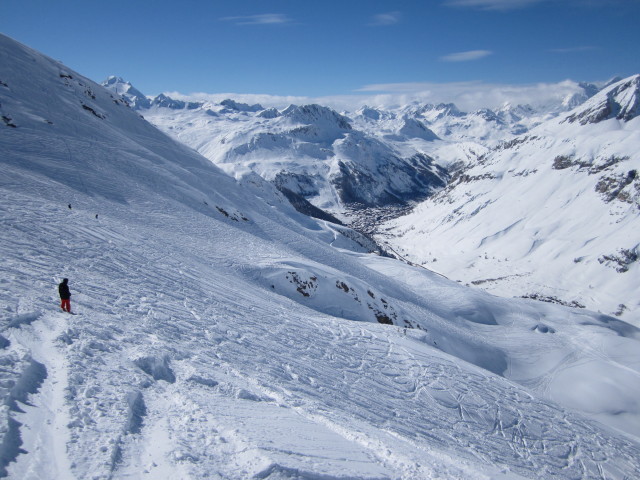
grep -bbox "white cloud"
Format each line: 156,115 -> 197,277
165,79 -> 588,113
353,80 -> 587,111
164,91 -> 311,108
369,12 -> 401,26
221,14 -> 292,25
443,0 -> 545,10
440,50 -> 493,62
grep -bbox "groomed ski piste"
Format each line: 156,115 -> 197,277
1,33 -> 640,479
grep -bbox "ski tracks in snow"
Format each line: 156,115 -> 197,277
1,193 -> 640,479
4,312 -> 74,480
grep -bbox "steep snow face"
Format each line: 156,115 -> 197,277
381,75 -> 640,324
2,33 -> 640,480
329,132 -> 447,207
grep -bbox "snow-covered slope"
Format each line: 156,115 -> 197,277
2,34 -> 640,479
382,75 -> 640,323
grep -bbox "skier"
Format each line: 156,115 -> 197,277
58,278 -> 72,313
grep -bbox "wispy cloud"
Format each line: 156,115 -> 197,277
369,11 -> 401,26
221,14 -> 292,26
353,79 -> 587,111
550,45 -> 598,54
443,0 -> 545,11
166,79 -> 590,113
440,50 -> 493,62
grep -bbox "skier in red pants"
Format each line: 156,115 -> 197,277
58,278 -> 72,313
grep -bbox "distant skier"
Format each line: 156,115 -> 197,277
58,278 -> 72,313
68,204 -> 72,210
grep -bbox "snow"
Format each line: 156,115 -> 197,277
130,88 -> 451,216
381,78 -> 640,323
102,76 -> 596,227
1,33 -> 640,479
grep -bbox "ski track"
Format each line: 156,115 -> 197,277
0,195 -> 639,479
3,313 -> 74,480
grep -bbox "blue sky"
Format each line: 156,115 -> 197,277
2,0 -> 639,105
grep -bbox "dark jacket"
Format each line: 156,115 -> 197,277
58,279 -> 71,300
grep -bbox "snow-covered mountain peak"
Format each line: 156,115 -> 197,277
357,105 -> 385,121
119,87 -> 451,215
281,103 -> 352,131
101,75 -> 151,109
398,116 -> 439,141
150,93 -> 204,110
103,75 -> 126,86
564,74 -> 640,124
257,106 -> 280,118
559,82 -> 599,110
496,102 -> 535,122
416,102 -> 466,121
603,76 -> 624,89
219,98 -> 264,113
471,108 -> 502,123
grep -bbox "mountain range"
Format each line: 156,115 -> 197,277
103,74 -> 640,321
1,33 -> 640,479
